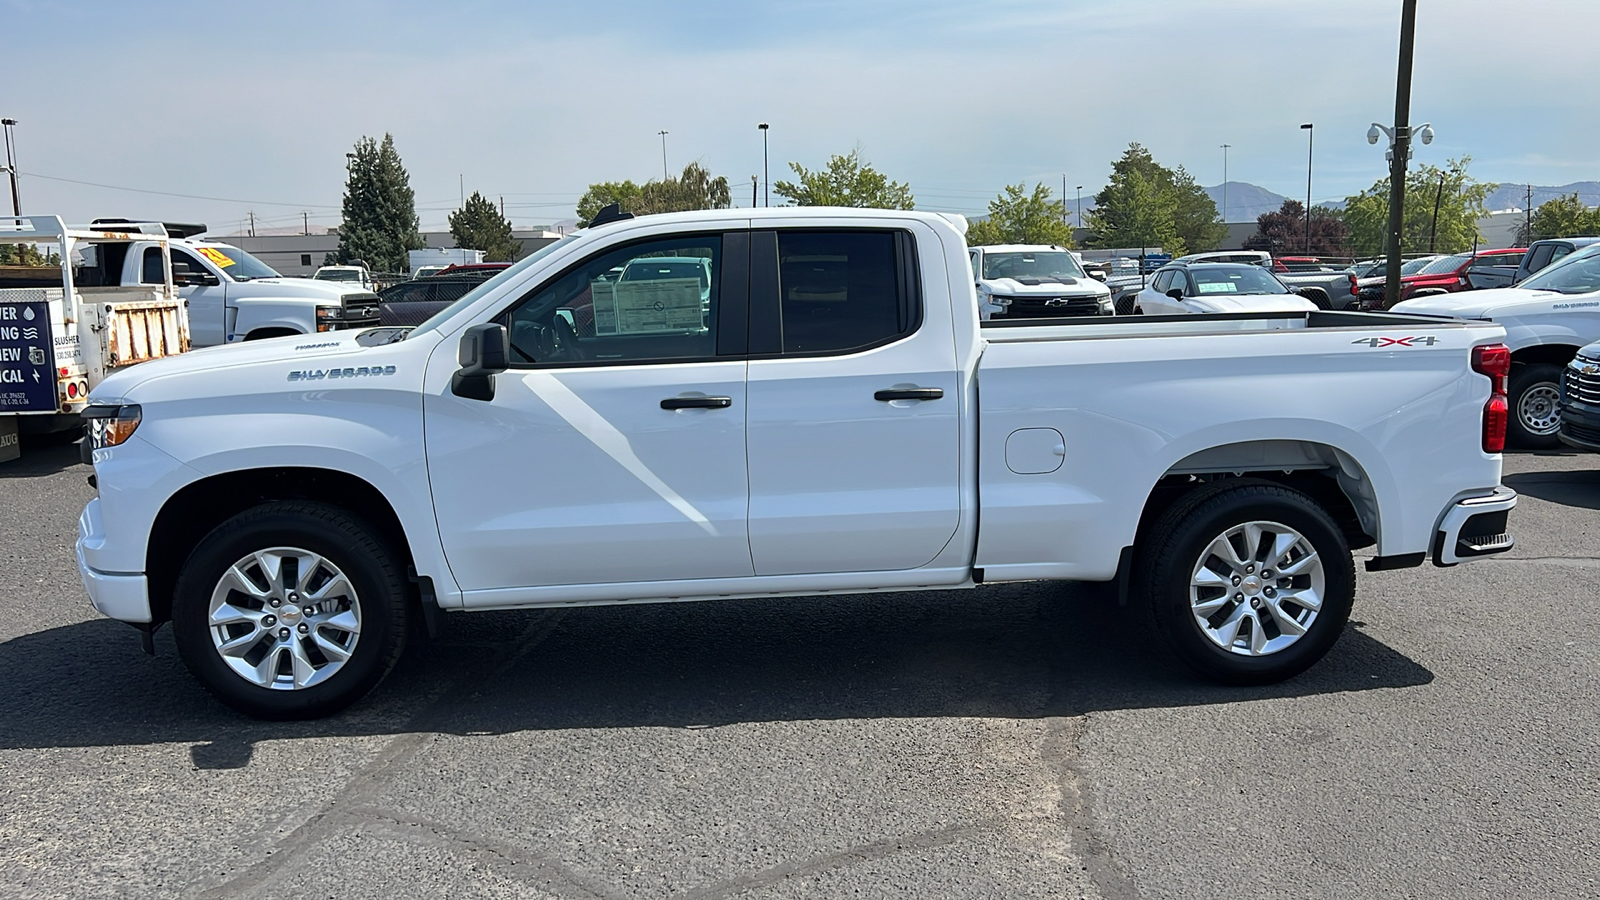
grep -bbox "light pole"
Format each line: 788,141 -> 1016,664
1075,185 -> 1083,230
1062,176 -> 1068,228
758,123 -> 769,208
1300,124 -> 1313,253
2,118 -> 20,217
657,130 -> 669,180
1220,143 -> 1230,224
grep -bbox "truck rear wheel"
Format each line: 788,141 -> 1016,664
1508,363 -> 1563,450
1140,483 -> 1354,684
172,501 -> 409,719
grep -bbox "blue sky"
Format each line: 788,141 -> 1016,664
4,0 -> 1596,234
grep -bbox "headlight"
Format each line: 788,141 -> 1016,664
82,404 -> 142,450
987,293 -> 1011,306
1097,296 -> 1114,314
316,305 -> 343,320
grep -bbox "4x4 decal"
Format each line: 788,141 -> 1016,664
1351,336 -> 1440,347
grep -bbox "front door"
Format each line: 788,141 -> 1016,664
745,225 -> 962,575
425,229 -> 754,595
171,248 -> 228,346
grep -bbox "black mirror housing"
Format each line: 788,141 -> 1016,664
452,323 -> 508,401
1166,288 -> 1185,300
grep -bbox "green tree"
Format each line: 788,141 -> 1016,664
1524,193 -> 1600,241
1087,166 -> 1180,254
329,134 -> 423,272
636,162 -> 731,215
0,243 -> 50,266
774,149 -> 914,209
1341,158 -> 1495,257
448,191 -> 521,262
1087,144 -> 1223,254
576,180 -> 643,227
965,183 -> 1073,246
575,163 -> 730,226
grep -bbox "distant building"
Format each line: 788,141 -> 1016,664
218,228 -> 563,276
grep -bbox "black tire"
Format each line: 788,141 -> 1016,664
1138,482 -> 1355,685
1507,363 -> 1564,450
172,501 -> 409,719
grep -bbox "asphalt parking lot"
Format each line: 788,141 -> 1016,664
1,442 -> 1596,899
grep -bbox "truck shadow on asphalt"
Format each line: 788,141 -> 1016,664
1503,469 -> 1600,510
0,441 -> 82,479
0,581 -> 1433,768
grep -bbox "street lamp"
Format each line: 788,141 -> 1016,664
1075,185 -> 1083,229
1300,124 -> 1313,254
758,123 -> 769,208
2,118 -> 20,217
657,130 -> 670,180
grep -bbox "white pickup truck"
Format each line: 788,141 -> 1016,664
1394,243 -> 1600,448
76,207 -> 1519,719
88,219 -> 379,345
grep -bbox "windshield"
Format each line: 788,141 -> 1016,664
622,259 -> 710,291
199,245 -> 280,281
316,269 -> 362,282
981,251 -> 1085,282
1399,256 -> 1440,275
407,236 -> 576,338
1415,254 -> 1469,275
1189,266 -> 1289,295
1520,245 -> 1600,294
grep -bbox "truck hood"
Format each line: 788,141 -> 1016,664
1188,295 -> 1320,314
980,277 -> 1109,298
228,277 -> 373,301
1391,287 -> 1566,319
88,328 -> 389,403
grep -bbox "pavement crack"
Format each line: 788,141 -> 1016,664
1042,715 -> 1144,900
187,612 -> 567,898
678,821 -> 994,900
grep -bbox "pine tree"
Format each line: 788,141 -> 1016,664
330,134 -> 423,272
449,191 -> 521,262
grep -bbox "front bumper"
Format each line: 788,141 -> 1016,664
1431,486 -> 1517,567
1557,396 -> 1600,451
76,499 -> 152,623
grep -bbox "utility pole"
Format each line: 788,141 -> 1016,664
1382,0 -> 1419,310
1526,184 -> 1534,239
752,175 -> 758,208
1429,171 -> 1447,253
1062,176 -> 1068,227
658,131 -> 670,181
459,174 -> 464,209
248,211 -> 255,237
1221,145 -> 1231,222
1076,186 -> 1083,231
0,117 -> 18,216
500,195 -> 505,218
302,211 -> 309,235
1301,123 -> 1314,254
758,123 -> 770,208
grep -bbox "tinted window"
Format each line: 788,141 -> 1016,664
1519,251 -> 1600,294
1418,254 -> 1471,275
171,249 -> 211,278
501,235 -> 721,366
1548,245 -> 1574,267
777,231 -> 908,355
140,247 -> 165,284
1152,271 -> 1173,292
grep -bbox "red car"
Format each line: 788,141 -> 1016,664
1377,248 -> 1526,307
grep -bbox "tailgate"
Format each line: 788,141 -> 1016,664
100,296 -> 190,366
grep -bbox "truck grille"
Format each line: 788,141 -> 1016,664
1561,419 -> 1600,447
999,296 -> 1103,317
1562,359 -> 1600,405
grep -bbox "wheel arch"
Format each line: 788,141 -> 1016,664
1133,440 -> 1380,556
145,467 -> 416,626
243,326 -> 302,341
1510,343 -> 1580,367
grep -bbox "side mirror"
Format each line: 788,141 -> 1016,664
172,267 -> 219,287
452,323 -> 508,401
1166,288 -> 1185,300
1089,271 -> 1107,282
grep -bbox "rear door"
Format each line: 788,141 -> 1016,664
744,223 -> 962,575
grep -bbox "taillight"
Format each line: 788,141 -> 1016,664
1348,274 -> 1358,295
1472,343 -> 1511,453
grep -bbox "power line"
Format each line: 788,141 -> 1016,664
19,171 -> 341,208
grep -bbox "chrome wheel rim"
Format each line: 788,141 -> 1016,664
1519,383 -> 1561,435
207,547 -> 362,690
1190,521 -> 1324,657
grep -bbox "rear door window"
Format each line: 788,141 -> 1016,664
774,231 -> 916,355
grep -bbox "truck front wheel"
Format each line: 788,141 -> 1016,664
172,501 -> 409,719
1140,483 -> 1354,684
1507,363 -> 1563,450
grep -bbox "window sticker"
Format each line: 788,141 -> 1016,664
196,247 -> 235,268
591,278 -> 704,335
1197,281 -> 1238,293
